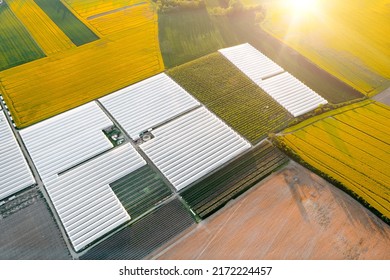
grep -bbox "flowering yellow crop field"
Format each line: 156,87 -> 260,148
261,0 -> 390,96
0,1 -> 164,128
88,3 -> 155,36
64,0 -> 142,19
277,100 -> 390,219
7,0 -> 75,55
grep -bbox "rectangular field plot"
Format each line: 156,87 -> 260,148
0,2 -> 164,128
7,0 -> 75,55
219,43 -> 284,84
168,53 -> 293,144
0,189 -> 70,260
110,165 -> 173,220
80,198 -> 195,260
87,2 -> 154,36
19,102 -> 146,252
64,0 -> 142,19
140,107 -> 251,191
0,110 -> 35,201
100,73 -> 200,140
277,101 -> 390,220
259,72 -> 328,117
0,2 -> 45,71
180,141 -> 288,218
34,0 -> 99,46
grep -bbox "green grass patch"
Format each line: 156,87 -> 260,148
0,2 -> 45,71
34,0 -> 98,46
158,7 -> 240,68
168,53 -> 293,143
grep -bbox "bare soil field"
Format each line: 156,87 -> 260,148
154,161 -> 390,260
373,87 -> 390,106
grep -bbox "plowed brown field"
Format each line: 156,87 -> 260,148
154,161 -> 390,259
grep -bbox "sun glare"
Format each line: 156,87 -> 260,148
287,0 -> 318,14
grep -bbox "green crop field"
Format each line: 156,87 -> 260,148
181,140 -> 288,218
110,165 -> 173,220
0,2 -> 45,71
158,8 -> 240,68
168,53 -> 293,144
34,0 -> 99,46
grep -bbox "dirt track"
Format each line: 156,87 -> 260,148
153,161 -> 390,259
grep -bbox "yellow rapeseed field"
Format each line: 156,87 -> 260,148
277,100 -> 390,219
64,0 -> 142,19
0,1 -> 164,128
261,0 -> 390,96
88,4 -> 155,36
7,0 -> 75,55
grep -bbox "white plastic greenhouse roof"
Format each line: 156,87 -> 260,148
259,72 -> 328,117
20,102 -> 113,183
20,102 -> 146,251
47,143 -> 144,252
100,73 -> 200,140
219,43 -> 284,84
0,110 -> 35,200
140,107 -> 251,191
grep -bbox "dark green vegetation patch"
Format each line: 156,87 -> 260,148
0,2 -> 45,71
158,8 -> 239,68
0,189 -> 71,260
168,53 -> 293,144
34,0 -> 99,46
110,165 -> 173,219
180,140 -> 288,218
80,198 -> 195,260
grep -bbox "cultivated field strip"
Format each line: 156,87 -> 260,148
0,2 -> 45,71
64,0 -> 142,19
19,102 -> 147,252
80,198 -> 195,260
168,53 -> 293,144
110,165 -> 173,219
219,43 -> 284,84
180,140 -> 288,218
0,110 -> 35,201
88,3 -> 155,35
7,0 -> 75,55
278,101 -> 390,219
140,107 -> 251,191
0,190 -> 71,260
34,0 -> 99,46
100,73 -> 200,140
0,10 -> 164,128
259,72 -> 328,117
